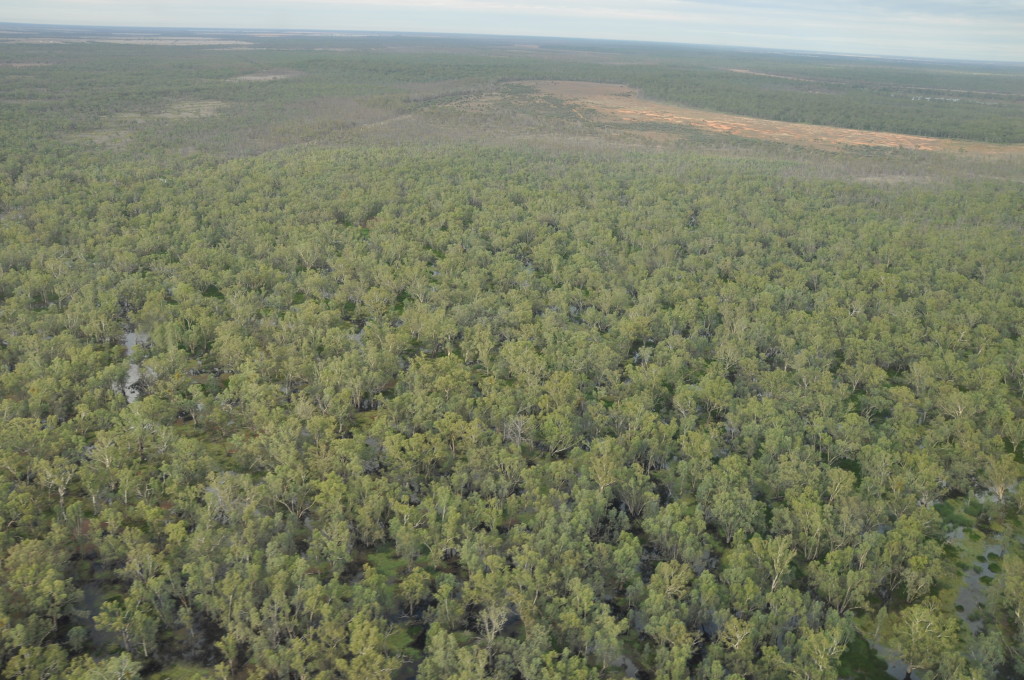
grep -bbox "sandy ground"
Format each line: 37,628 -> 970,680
521,80 -> 1024,156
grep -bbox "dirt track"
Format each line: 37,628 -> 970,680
523,80 -> 1024,155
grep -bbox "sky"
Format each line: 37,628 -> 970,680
5,0 -> 1024,62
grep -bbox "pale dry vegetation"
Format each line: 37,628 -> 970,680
228,69 -> 302,82
69,100 -> 227,146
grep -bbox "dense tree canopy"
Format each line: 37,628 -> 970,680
1,25 -> 1024,680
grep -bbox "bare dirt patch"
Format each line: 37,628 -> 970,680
521,80 -> 1024,156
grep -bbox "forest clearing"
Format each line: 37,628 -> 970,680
519,80 -> 1024,155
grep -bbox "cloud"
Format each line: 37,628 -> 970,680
285,0 -> 1024,38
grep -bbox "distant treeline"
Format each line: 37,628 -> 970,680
3,32 -> 1024,147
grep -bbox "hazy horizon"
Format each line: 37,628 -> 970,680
3,0 -> 1023,63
